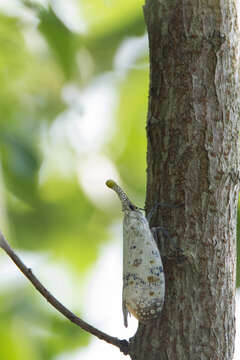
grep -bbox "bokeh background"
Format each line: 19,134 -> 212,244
0,1 -> 239,359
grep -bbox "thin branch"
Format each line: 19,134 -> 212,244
0,230 -> 129,355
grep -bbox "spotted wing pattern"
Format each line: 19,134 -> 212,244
122,209 -> 165,327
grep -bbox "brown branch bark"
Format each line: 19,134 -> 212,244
0,230 -> 129,355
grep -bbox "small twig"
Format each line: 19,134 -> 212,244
0,230 -> 129,355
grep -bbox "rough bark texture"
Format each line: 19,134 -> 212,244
129,1 -> 240,359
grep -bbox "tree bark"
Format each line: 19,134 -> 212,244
129,1 -> 240,359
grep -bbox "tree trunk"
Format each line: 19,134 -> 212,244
129,1 -> 240,359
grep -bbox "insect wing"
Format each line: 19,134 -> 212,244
122,211 -> 165,325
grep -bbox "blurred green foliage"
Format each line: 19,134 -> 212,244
0,1 -> 239,359
0,0 -> 147,359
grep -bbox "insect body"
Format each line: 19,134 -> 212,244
106,180 -> 165,327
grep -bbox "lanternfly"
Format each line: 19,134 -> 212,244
106,180 -> 165,327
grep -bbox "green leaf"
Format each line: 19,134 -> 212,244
81,0 -> 145,74
81,0 -> 144,37
22,2 -> 78,80
83,15 -> 145,74
38,5 -> 78,80
0,133 -> 40,204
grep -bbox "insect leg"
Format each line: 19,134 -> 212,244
151,226 -> 173,254
147,202 -> 184,223
122,299 -> 129,328
152,226 -> 185,262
